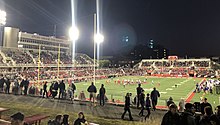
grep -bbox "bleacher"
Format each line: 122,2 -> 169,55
0,48 -> 94,67
139,58 -> 217,77
1,48 -> 34,64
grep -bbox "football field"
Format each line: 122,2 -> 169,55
74,76 -> 204,106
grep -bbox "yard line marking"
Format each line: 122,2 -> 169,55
160,92 -> 167,94
166,88 -> 173,91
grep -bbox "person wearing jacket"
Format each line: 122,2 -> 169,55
58,80 -> 65,99
121,93 -> 133,121
161,104 -> 180,125
73,112 -> 88,125
151,87 -> 160,111
99,84 -> 106,106
138,90 -> 145,116
43,81 -> 48,98
179,103 -> 196,125
199,106 -> 214,125
87,82 -> 97,103
145,93 -> 151,120
136,84 -> 143,108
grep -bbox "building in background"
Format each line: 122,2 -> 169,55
152,44 -> 169,59
3,27 -> 71,52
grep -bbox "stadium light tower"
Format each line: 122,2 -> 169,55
95,33 -> 104,64
93,0 -> 104,85
0,10 -> 6,46
70,0 -> 79,65
95,0 -> 104,62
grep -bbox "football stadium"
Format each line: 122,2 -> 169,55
1,1 -> 220,125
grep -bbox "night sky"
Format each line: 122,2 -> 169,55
1,0 -> 220,57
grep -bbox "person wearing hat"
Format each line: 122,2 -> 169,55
179,103 -> 196,125
10,112 -> 24,125
161,104 -> 180,125
73,112 -> 88,125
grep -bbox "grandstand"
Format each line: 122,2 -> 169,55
138,56 -> 219,78
0,47 -> 96,67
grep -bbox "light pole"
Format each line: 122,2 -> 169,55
93,0 -> 104,85
93,13 -> 97,85
70,0 -> 79,66
93,13 -> 104,85
0,10 -> 6,46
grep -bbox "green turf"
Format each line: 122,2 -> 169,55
41,76 -> 220,107
73,76 -> 202,106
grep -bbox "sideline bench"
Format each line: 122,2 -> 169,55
0,108 -> 9,119
24,114 -> 49,125
0,119 -> 11,125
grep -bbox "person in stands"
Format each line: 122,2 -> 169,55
145,93 -> 151,120
0,74 -> 5,93
58,80 -> 65,99
167,97 -> 174,107
67,84 -> 74,102
99,84 -> 106,106
210,115 -> 220,125
5,77 -> 11,94
199,106 -> 214,125
161,104 -> 180,125
23,78 -> 29,95
10,112 -> 25,125
87,82 -> 97,104
215,105 -> 220,120
151,87 -> 160,111
136,84 -> 143,108
73,112 -> 88,125
179,103 -> 196,125
121,93 -> 133,121
43,81 -> 48,98
201,98 -> 212,115
138,89 -> 145,116
61,114 -> 69,125
48,115 -> 62,125
71,81 -> 76,100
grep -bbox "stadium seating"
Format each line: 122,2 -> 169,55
1,48 -> 34,64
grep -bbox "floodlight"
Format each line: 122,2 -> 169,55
94,33 -> 104,44
69,26 -> 79,41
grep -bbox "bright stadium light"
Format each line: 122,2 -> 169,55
69,26 -> 79,41
0,10 -> 6,25
94,33 -> 104,44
